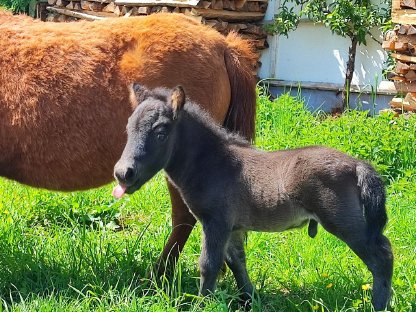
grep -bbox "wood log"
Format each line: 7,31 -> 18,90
223,0 -> 235,10
404,92 -> 416,108
259,2 -> 267,12
183,7 -> 264,21
379,108 -> 400,117
121,5 -> 129,14
408,25 -> 416,35
205,19 -> 228,32
382,39 -> 395,50
115,0 -> 199,7
396,61 -> 410,75
392,10 -> 416,24
239,34 -> 268,49
102,2 -> 116,12
401,0 -> 416,9
47,0 -> 57,5
229,22 -> 247,30
394,34 -> 416,46
241,24 -> 266,38
56,0 -> 69,6
46,12 -> 60,21
246,1 -> 259,11
81,0 -> 105,11
394,41 -> 409,52
181,8 -> 204,22
405,70 -> 416,81
392,52 -> 416,63
173,6 -> 180,12
137,6 -> 150,14
124,7 -> 133,16
398,24 -> 410,35
394,79 -> 416,92
197,0 -> 211,8
234,0 -> 245,9
114,5 -> 123,16
66,1 -> 75,9
211,0 -> 223,10
390,75 -> 407,81
390,96 -> 416,111
150,5 -> 161,12
57,14 -> 69,21
46,6 -> 112,19
83,0 -> 111,3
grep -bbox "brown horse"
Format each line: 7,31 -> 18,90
0,12 -> 256,272
114,84 -> 393,311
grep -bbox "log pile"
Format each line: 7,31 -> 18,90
45,0 -> 269,52
383,0 -> 416,112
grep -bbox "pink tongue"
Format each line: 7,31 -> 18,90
112,184 -> 127,199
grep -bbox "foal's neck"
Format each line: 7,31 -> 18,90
165,106 -> 241,186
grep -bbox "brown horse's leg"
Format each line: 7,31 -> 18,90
155,178 -> 197,277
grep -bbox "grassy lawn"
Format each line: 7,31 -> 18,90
0,92 -> 415,311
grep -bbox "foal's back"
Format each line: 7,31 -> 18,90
229,145 -> 363,232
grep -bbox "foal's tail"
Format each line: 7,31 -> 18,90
356,162 -> 388,240
223,32 -> 257,142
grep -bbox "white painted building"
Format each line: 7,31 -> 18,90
258,0 -> 395,111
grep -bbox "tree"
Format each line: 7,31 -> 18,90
265,0 -> 391,111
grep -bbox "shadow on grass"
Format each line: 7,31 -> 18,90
0,231 -> 379,311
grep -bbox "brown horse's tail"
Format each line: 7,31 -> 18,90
223,32 -> 257,142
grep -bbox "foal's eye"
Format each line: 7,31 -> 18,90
156,132 -> 167,141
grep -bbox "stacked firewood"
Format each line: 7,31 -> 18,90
383,0 -> 416,112
45,0 -> 269,52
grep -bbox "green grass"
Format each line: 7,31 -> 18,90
0,92 -> 415,311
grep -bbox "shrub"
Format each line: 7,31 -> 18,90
256,91 -> 416,183
0,0 -> 31,13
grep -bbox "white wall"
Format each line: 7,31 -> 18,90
259,0 -> 388,87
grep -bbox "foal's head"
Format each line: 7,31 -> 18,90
113,83 -> 185,197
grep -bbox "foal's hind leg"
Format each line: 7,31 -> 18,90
225,231 -> 254,302
155,180 -> 197,277
317,204 -> 393,310
345,235 -> 393,311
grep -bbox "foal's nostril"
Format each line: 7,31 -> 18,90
115,166 -> 135,184
115,170 -> 125,183
125,167 -> 135,182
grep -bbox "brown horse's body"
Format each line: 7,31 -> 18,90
0,12 -> 256,269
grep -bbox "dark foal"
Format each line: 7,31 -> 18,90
113,84 -> 393,311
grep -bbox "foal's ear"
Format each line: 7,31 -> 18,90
171,86 -> 186,119
129,82 -> 150,107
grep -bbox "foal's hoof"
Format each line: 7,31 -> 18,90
238,292 -> 255,311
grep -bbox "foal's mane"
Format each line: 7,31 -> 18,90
147,87 -> 251,147
183,101 -> 251,147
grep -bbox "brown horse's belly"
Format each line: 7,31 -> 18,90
4,95 -> 132,191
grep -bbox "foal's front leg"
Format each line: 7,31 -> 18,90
225,231 -> 254,302
199,219 -> 231,296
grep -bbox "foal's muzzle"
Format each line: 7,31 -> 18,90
114,163 -> 136,186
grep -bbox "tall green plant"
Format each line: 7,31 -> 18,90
265,0 -> 391,111
0,0 -> 30,13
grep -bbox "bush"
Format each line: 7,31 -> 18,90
256,91 -> 416,183
0,0 -> 31,13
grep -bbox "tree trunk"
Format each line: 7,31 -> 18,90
341,35 -> 358,110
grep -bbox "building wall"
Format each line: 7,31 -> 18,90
259,0 -> 388,88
